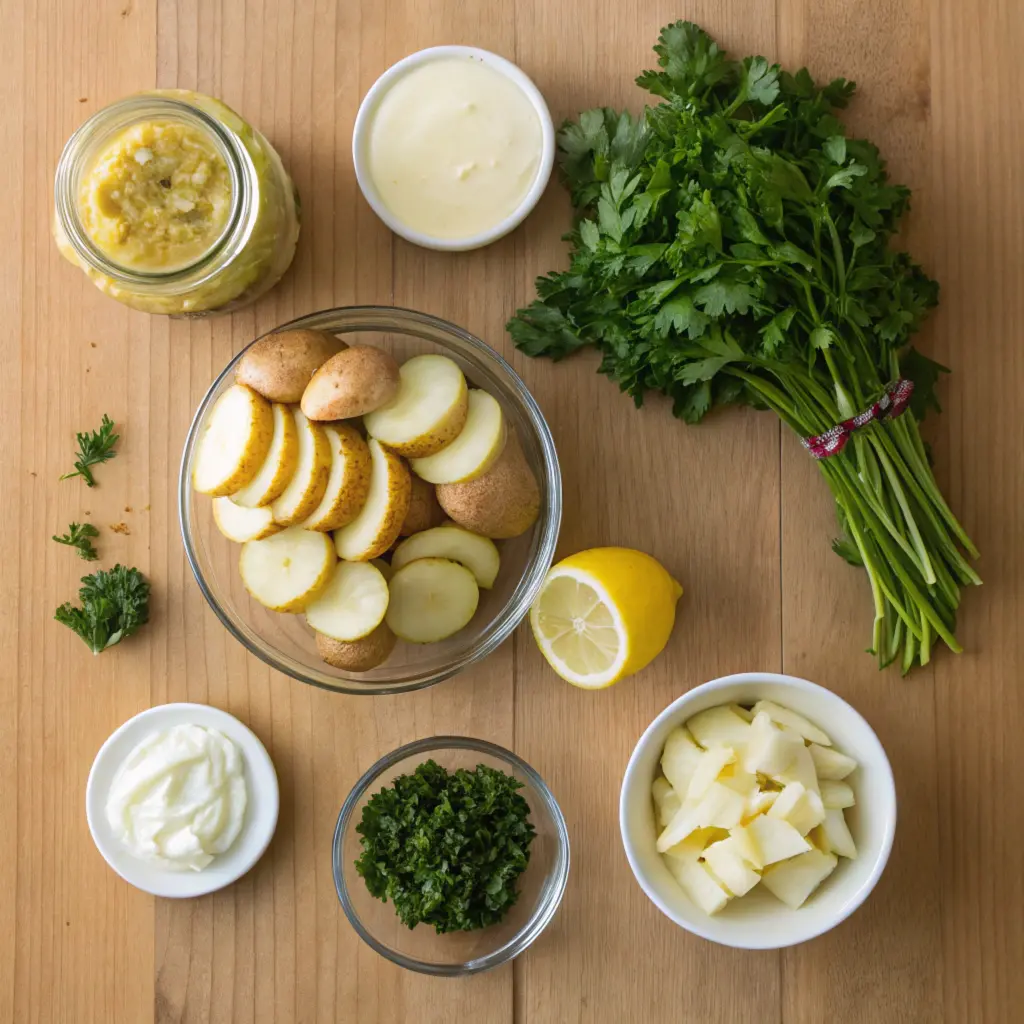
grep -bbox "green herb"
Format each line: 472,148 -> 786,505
54,564 -> 150,654
52,521 -> 99,561
508,21 -> 979,672
355,759 -> 536,933
59,414 -> 119,487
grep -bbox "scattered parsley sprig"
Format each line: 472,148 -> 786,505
508,21 -> 979,671
52,521 -> 99,561
54,564 -> 150,655
355,760 -> 536,934
60,414 -> 119,487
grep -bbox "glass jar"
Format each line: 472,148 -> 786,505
54,90 -> 300,316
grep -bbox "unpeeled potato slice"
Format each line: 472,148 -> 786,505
410,390 -> 507,484
386,557 -> 479,643
212,496 -> 282,542
301,424 -> 372,532
232,402 -> 299,507
305,560 -> 389,641
193,384 -> 274,496
316,623 -> 396,671
333,439 -> 411,561
391,525 -> 500,588
239,526 -> 336,612
271,410 -> 331,526
363,354 -> 468,458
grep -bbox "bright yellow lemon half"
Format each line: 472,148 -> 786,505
529,547 -> 683,689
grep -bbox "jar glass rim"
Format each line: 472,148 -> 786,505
54,93 -> 254,288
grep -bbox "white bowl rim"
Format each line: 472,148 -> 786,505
352,45 -> 556,251
85,702 -> 280,899
619,671 -> 897,950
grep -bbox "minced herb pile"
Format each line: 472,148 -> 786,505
508,21 -> 979,672
355,759 -> 536,933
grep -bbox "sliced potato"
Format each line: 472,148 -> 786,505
386,557 -> 479,643
363,354 -> 468,457
301,345 -> 401,421
371,557 -> 393,582
436,432 -> 540,539
301,424 -> 372,532
400,476 -> 445,536
235,329 -> 344,403
305,560 -> 390,641
232,402 -> 299,507
270,410 -> 331,526
333,439 -> 411,561
193,384 -> 274,496
239,526 -> 335,612
391,525 -> 500,589
212,496 -> 282,542
410,390 -> 507,484
316,622 -> 396,672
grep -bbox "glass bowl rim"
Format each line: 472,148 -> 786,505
178,305 -> 562,696
332,735 -> 571,976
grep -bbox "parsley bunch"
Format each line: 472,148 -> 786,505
355,760 -> 536,934
54,564 -> 150,654
509,21 -> 979,672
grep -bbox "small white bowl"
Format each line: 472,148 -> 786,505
619,672 -> 896,949
86,702 -> 279,899
352,45 -> 555,251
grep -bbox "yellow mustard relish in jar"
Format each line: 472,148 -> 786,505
54,91 -> 300,316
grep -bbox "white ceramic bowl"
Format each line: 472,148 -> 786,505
86,703 -> 279,898
619,672 -> 896,949
352,45 -> 555,251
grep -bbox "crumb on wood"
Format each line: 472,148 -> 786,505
143,504 -> 150,511
124,506 -> 133,513
109,522 -> 130,535
78,98 -> 88,103
29,471 -> 36,477
89,342 -> 97,348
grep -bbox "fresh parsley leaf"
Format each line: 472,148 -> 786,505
901,345 -> 950,419
60,414 -> 119,488
52,521 -> 99,561
355,760 -> 536,934
54,564 -> 150,654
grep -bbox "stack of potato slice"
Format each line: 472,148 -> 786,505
192,330 -> 541,671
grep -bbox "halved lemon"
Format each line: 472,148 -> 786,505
529,547 -> 682,689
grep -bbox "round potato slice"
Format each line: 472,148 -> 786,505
316,622 -> 396,672
410,390 -> 506,484
232,402 -> 299,507
391,525 -> 500,589
271,410 -> 331,526
193,384 -> 275,496
333,439 -> 411,561
386,557 -> 479,643
305,560 -> 389,641
212,496 -> 282,542
239,526 -> 336,612
301,424 -> 372,532
436,432 -> 540,539
363,354 -> 468,457
235,329 -> 345,403
301,345 -> 401,421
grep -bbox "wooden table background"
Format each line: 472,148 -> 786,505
2,0 -> 1021,1021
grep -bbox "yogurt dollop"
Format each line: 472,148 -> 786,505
105,723 -> 248,872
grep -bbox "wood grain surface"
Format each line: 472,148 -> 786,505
1,0 -> 1021,1021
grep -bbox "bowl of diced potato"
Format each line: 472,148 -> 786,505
619,672 -> 896,949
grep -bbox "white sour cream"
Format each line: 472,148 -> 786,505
105,724 -> 248,872
367,57 -> 543,240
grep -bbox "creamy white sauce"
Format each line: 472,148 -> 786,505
368,57 -> 543,240
105,724 -> 248,872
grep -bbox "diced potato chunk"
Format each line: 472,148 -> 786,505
665,856 -> 731,916
767,782 -> 826,836
702,837 -> 761,897
717,761 -> 758,799
761,849 -> 838,909
821,807 -> 857,859
686,706 -> 751,751
742,789 -> 778,824
743,712 -> 803,776
660,726 -> 704,796
652,776 -> 682,829
686,746 -> 735,800
745,816 -> 812,865
656,782 -> 745,852
752,700 -> 832,746
771,743 -> 820,795
730,823 -> 764,869
809,743 -> 858,780
820,780 -> 856,809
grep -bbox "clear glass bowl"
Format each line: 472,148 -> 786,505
179,306 -> 561,695
333,736 -> 570,975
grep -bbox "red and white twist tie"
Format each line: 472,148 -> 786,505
801,379 -> 915,459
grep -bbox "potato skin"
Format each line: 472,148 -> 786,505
400,475 -> 446,536
316,622 -> 396,671
236,329 -> 345,403
301,345 -> 400,421
436,432 -> 540,539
